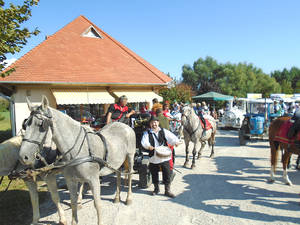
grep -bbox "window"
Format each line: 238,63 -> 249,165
82,26 -> 103,39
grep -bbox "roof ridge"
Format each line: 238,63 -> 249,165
80,16 -> 168,83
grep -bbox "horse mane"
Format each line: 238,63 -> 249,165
49,106 -> 81,127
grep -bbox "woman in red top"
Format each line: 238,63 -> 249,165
106,95 -> 135,125
162,103 -> 171,118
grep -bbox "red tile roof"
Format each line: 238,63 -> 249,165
1,15 -> 172,85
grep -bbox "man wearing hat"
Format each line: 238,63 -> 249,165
141,115 -> 180,198
106,95 -> 135,125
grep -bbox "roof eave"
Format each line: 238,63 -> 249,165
0,81 -> 170,86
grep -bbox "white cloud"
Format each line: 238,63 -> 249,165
2,58 -> 17,68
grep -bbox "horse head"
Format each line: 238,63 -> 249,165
19,95 -> 53,167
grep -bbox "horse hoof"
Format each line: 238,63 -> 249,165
197,156 -> 201,160
191,164 -> 196,169
267,179 -> 275,183
126,199 -> 132,205
114,198 -> 120,204
209,154 -> 214,158
59,221 -> 67,225
183,163 -> 188,168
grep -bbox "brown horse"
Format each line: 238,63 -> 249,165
269,116 -> 299,185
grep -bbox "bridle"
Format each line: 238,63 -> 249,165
22,108 -> 53,166
20,108 -> 133,176
181,109 -> 202,137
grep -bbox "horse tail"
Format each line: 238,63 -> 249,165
270,140 -> 280,172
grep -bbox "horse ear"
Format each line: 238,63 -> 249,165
26,97 -> 34,111
41,95 -> 49,111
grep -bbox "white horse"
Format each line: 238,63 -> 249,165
0,135 -> 67,225
19,96 -> 136,225
181,106 -> 217,169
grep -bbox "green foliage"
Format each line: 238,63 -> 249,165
159,82 -> 194,104
0,98 -> 9,111
271,67 -> 300,94
0,0 -> 39,77
182,56 -> 282,97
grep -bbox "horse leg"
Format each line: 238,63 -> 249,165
209,142 -> 215,158
209,133 -> 216,158
282,151 -> 293,185
114,172 -> 121,203
89,177 -> 103,225
183,137 -> 190,168
44,174 -> 67,225
24,179 -> 40,225
191,141 -> 201,169
269,141 -> 279,183
197,142 -> 205,159
296,155 -> 300,170
125,154 -> 134,205
77,183 -> 84,210
65,177 -> 79,225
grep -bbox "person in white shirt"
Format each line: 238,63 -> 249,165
141,116 -> 180,197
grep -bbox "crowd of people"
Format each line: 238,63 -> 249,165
274,100 -> 300,116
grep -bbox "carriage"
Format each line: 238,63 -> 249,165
218,98 -> 247,129
239,98 -> 279,145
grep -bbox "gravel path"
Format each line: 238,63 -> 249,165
39,130 -> 300,225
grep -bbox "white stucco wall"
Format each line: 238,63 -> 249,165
12,87 -> 56,133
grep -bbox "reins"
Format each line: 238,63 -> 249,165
182,112 -> 202,137
19,110 -> 134,180
0,161 -> 20,200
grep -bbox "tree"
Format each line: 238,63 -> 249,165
182,56 -> 221,95
159,82 -> 194,104
182,56 -> 281,98
271,66 -> 300,93
0,0 -> 39,77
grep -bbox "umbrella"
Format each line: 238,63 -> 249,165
192,91 -> 234,101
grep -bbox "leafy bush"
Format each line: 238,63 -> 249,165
0,98 -> 9,112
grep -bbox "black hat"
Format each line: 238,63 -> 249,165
149,115 -> 159,122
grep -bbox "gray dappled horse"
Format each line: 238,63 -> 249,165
181,106 -> 217,169
0,135 -> 67,225
19,96 -> 136,225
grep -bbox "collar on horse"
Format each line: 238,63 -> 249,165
21,108 -> 132,179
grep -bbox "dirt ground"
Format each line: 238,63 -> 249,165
28,130 -> 300,224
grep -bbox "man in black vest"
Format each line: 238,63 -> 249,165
141,116 -> 180,197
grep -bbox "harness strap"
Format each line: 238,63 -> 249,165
183,114 -> 202,137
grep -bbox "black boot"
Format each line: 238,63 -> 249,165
152,183 -> 160,196
165,184 -> 175,198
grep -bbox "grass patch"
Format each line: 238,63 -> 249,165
0,177 -> 49,225
0,111 -> 12,143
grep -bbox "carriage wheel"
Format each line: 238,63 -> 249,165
138,159 -> 151,188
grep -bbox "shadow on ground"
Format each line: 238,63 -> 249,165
171,155 -> 300,223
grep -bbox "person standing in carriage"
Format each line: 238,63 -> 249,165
141,115 -> 180,198
106,95 -> 135,125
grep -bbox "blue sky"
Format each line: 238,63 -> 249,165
5,0 -> 300,79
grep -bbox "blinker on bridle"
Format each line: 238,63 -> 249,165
22,108 -> 53,165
